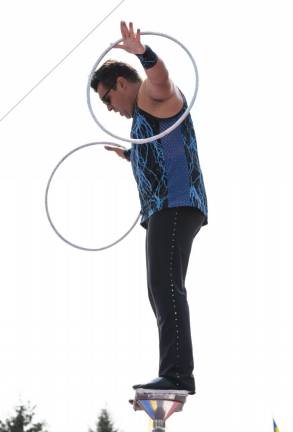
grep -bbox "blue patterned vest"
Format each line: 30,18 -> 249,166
128,96 -> 208,228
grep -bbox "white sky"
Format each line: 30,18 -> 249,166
0,1 -> 292,431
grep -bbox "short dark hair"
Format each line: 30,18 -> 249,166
90,60 -> 142,92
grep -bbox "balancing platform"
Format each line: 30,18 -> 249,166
130,389 -> 188,432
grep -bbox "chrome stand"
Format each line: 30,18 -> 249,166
131,389 -> 188,432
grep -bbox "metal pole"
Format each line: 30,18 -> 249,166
153,419 -> 165,432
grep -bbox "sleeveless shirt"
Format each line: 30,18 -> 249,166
126,96 -> 208,228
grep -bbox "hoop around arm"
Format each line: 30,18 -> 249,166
87,32 -> 199,144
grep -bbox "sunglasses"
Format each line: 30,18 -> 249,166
101,83 -> 116,105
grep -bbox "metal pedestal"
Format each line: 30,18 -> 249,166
132,389 -> 188,432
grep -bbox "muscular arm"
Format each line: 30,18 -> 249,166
142,54 -> 175,101
116,21 -> 182,104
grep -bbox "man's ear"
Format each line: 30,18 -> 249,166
116,77 -> 127,90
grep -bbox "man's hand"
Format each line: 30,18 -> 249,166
104,145 -> 128,160
114,20 -> 183,114
114,21 -> 145,55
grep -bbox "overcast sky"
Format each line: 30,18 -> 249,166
0,1 -> 292,432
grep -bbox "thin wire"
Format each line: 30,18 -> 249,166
0,0 -> 126,123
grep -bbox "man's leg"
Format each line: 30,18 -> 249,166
145,225 -> 157,317
145,206 -> 204,393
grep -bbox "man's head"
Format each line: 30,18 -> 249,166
91,60 -> 142,118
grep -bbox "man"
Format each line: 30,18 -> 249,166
91,21 -> 208,395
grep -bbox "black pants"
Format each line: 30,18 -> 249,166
145,206 -> 205,392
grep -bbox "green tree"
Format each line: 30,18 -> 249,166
0,403 -> 47,432
90,409 -> 118,432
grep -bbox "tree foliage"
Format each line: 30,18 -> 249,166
0,403 -> 47,432
90,409 -> 118,432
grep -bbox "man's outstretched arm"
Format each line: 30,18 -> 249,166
115,21 -> 182,103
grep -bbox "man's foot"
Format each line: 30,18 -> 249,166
132,377 -> 195,395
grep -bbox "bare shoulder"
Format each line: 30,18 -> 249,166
137,80 -> 184,118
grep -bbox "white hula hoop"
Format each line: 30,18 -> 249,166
45,142 -> 141,252
87,31 -> 199,144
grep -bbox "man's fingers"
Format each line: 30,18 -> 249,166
120,20 -> 129,38
104,146 -> 123,153
136,28 -> 141,42
120,20 -> 126,37
104,146 -> 126,159
129,22 -> 134,37
113,43 -> 127,50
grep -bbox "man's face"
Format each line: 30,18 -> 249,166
97,78 -> 133,119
